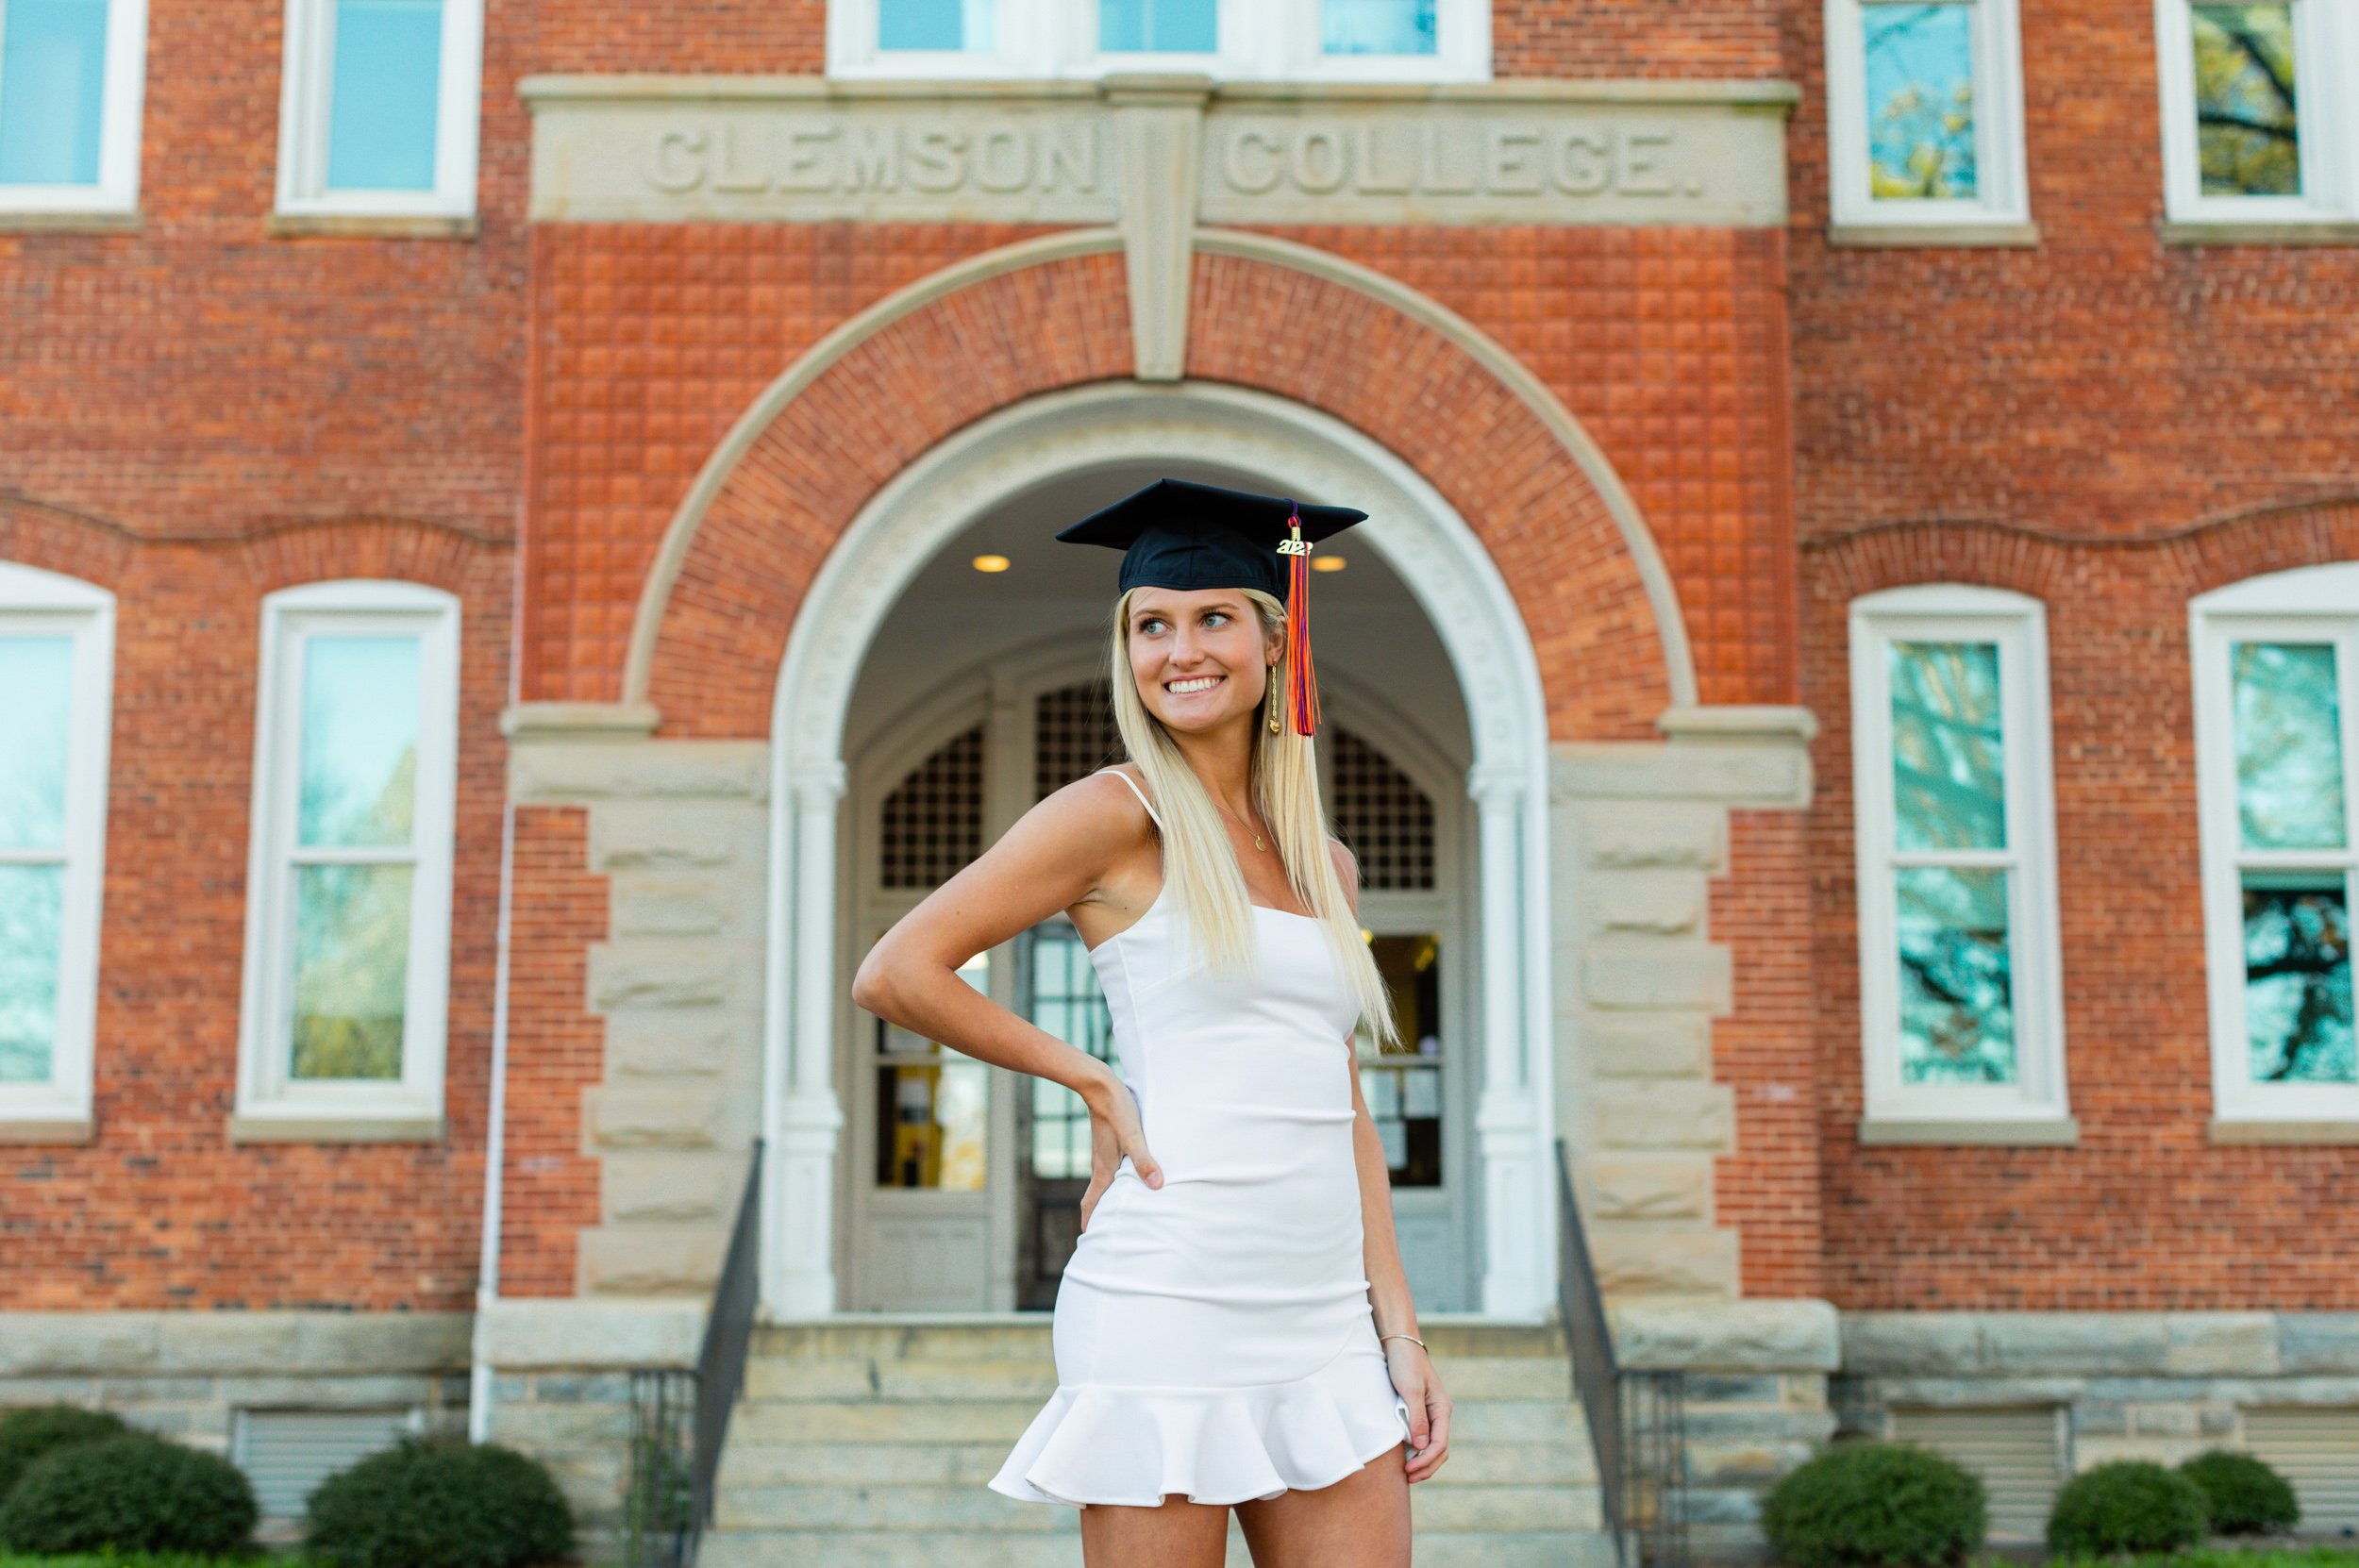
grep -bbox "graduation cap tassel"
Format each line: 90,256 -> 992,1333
1281,504 -> 1321,737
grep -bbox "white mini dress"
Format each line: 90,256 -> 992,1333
987,767 -> 1414,1510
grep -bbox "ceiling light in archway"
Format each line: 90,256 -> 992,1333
1313,554 -> 1347,573
972,554 -> 1011,573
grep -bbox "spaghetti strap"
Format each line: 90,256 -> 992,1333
1093,766 -> 1165,832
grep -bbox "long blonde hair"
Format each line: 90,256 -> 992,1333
1105,585 -> 1402,1051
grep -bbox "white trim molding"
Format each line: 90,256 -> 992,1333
0,0 -> 148,220
2153,0 -> 2359,232
1823,0 -> 2031,240
1848,584 -> 2070,1138
825,0 -> 1490,83
0,563 -> 115,1143
2190,562 -> 2359,1135
760,380 -> 1560,1320
233,580 -> 460,1141
273,0 -> 485,221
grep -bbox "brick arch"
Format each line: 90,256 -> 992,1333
638,234 -> 1688,741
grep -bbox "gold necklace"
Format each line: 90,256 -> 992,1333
1215,798 -> 1268,853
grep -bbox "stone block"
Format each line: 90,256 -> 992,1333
2278,1312 -> 2359,1374
1983,1313 -> 2171,1375
1583,939 -> 1733,1013
611,876 -> 737,937
1582,1013 -> 1714,1078
510,739 -> 768,805
604,1152 -> 748,1223
1565,801 -> 1726,873
605,1013 -> 748,1077
1554,737 -> 1809,809
1685,1437 -> 1818,1487
2129,1403 -> 2201,1436
477,1299 -> 704,1370
588,942 -> 741,1011
1581,871 -> 1706,936
589,802 -> 747,870
1613,1298 -> 1842,1373
583,1085 -> 726,1150
1590,1227 -> 1740,1298
1586,1156 -> 1713,1221
2164,1313 -> 2279,1376
1589,1080 -> 1736,1152
1840,1313 -> 1988,1376
577,1226 -> 729,1296
0,1314 -> 161,1375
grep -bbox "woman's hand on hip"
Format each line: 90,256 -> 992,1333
1077,1072 -> 1161,1232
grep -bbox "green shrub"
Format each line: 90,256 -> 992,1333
2179,1449 -> 2301,1536
2048,1459 -> 2212,1557
0,1433 -> 257,1557
304,1436 -> 575,1568
0,1406 -> 133,1505
1760,1439 -> 1988,1568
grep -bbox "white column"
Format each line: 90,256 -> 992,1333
1470,760 -> 1547,1317
768,759 -> 846,1318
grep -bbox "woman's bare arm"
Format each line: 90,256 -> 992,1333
850,771 -> 1166,1185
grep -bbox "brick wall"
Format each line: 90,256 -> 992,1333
1785,0 -> 2359,1307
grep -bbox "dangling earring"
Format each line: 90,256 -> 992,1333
1266,660 -> 1281,733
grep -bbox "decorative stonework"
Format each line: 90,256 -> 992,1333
521,75 -> 1795,229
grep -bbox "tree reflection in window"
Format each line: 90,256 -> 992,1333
2193,3 -> 2300,196
2242,877 -> 2356,1083
1864,3 -> 1979,199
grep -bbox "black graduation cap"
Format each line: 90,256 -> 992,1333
1055,477 -> 1367,736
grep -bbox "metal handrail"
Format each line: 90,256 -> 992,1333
1556,1134 -> 1688,1568
626,1139 -> 763,1568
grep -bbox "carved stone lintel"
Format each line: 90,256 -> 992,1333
1108,78 -> 1210,381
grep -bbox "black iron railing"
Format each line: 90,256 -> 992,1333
1556,1135 -> 1689,1568
626,1140 -> 764,1568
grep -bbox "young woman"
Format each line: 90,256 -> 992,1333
850,479 -> 1452,1567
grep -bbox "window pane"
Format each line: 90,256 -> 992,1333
1026,923 -> 1112,1180
2192,3 -> 2300,196
0,864 -> 62,1083
1863,2 -> 1979,200
1355,933 -> 1443,1186
1100,0 -> 1214,53
877,1061 -> 988,1189
2243,873 -> 2356,1085
2232,642 -> 2345,850
1324,0 -> 1435,55
1888,639 -> 2006,851
0,0 -> 109,187
1895,865 -> 2016,1083
0,635 -> 73,851
878,0 -> 993,50
325,0 -> 443,192
290,863 -> 410,1079
298,635 -> 421,849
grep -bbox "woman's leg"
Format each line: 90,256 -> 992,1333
1079,1496 -> 1233,1568
1232,1442 -> 1412,1568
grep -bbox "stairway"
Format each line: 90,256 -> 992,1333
699,1319 -> 1617,1568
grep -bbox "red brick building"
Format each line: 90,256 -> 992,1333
4,0 -> 2355,1557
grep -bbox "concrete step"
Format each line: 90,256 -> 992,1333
716,1477 -> 1603,1534
748,1320 -> 1565,1362
732,1393 -> 1594,1445
700,1526 -> 1618,1568
720,1432 -> 1595,1489
741,1351 -> 1577,1404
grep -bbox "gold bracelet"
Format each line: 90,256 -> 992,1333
1379,1332 -> 1426,1350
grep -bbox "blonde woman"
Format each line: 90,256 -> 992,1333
851,478 -> 1450,1568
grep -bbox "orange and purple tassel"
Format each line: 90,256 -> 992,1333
1281,504 -> 1321,736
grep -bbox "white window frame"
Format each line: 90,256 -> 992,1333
1823,0 -> 2031,234
1849,584 -> 2071,1132
826,0 -> 1489,81
2154,0 -> 2359,226
0,0 -> 148,217
233,580 -> 459,1139
0,563 -> 113,1137
2190,562 -> 2359,1128
273,0 -> 484,219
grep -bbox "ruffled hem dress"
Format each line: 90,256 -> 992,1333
987,768 -> 1414,1509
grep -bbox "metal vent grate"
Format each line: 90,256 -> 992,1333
233,1408 -> 422,1518
880,725 -> 984,887
2245,1407 -> 2359,1530
1035,681 -> 1122,802
1889,1407 -> 2066,1541
1331,727 -> 1435,890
